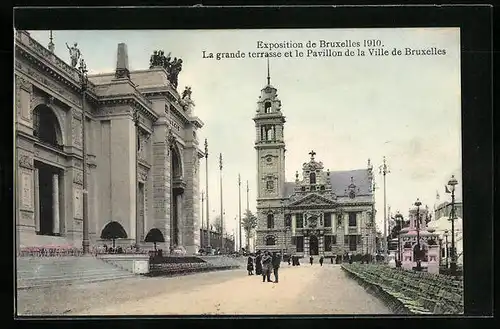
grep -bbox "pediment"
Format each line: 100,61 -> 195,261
288,193 -> 336,207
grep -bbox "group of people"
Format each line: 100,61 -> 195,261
247,250 -> 281,283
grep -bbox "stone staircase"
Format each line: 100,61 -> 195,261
16,256 -> 136,290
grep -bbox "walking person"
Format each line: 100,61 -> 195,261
247,256 -> 254,275
272,252 -> 281,283
261,251 -> 273,282
319,256 -> 324,266
255,251 -> 263,276
309,255 -> 314,266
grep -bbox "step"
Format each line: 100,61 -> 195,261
18,269 -> 132,281
19,271 -> 135,283
18,273 -> 135,289
18,268 -> 126,280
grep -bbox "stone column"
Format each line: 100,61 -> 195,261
319,235 -> 324,255
34,168 -> 40,232
291,214 -> 296,235
177,193 -> 183,245
52,173 -> 60,235
344,214 -> 349,235
357,213 -> 361,234
304,235 -> 309,255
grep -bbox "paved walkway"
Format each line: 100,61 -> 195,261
67,264 -> 391,315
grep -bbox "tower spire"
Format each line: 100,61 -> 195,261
48,30 -> 55,53
266,56 -> 270,85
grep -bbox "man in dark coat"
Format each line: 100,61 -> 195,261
309,255 -> 314,265
319,256 -> 324,266
255,251 -> 263,275
272,252 -> 281,283
261,251 -> 273,282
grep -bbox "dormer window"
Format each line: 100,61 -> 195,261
264,101 -> 272,113
320,185 -> 325,191
310,172 -> 316,185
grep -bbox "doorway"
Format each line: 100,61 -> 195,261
35,161 -> 60,236
309,235 -> 319,255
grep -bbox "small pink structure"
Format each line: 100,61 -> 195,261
399,205 -> 440,274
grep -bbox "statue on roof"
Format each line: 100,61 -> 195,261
168,58 -> 183,89
66,42 -> 81,68
149,50 -> 183,89
182,86 -> 192,100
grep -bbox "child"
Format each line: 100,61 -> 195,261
247,256 -> 254,275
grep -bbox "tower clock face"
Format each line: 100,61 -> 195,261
266,156 -> 273,164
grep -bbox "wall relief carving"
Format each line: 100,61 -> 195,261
73,170 -> 83,185
18,154 -> 33,169
72,117 -> 82,147
16,58 -> 82,107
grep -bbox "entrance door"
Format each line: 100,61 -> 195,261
309,235 -> 319,255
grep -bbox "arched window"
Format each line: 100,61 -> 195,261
310,172 -> 316,185
267,213 -> 274,229
33,105 -> 62,148
265,235 -> 275,245
264,101 -> 272,113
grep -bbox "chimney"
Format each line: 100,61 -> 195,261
115,43 -> 130,79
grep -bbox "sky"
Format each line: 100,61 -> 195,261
27,28 -> 462,246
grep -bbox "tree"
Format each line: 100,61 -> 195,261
242,209 -> 258,250
145,228 -> 165,251
100,221 -> 128,248
212,215 -> 222,234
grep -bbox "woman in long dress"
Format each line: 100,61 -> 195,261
255,251 -> 263,275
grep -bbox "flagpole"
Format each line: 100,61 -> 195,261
238,174 -> 242,253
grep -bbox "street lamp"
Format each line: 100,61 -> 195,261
133,109 -> 140,247
438,237 -> 443,268
444,230 -> 449,269
78,58 -> 90,255
447,175 -> 458,275
394,211 -> 404,268
414,198 -> 422,271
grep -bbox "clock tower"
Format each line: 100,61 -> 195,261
254,60 -> 286,250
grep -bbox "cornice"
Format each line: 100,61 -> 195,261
253,116 -> 286,124
99,95 -> 158,122
15,35 -> 99,104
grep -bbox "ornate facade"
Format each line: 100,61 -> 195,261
253,77 -> 376,257
14,31 -> 204,254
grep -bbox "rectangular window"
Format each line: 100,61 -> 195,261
296,213 -> 304,228
324,235 -> 332,251
349,212 -> 357,227
349,236 -> 357,251
296,236 -> 304,252
267,214 -> 274,229
324,213 -> 331,227
344,236 -> 349,245
332,235 -> 337,245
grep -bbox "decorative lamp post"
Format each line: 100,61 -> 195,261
444,230 -> 449,269
438,237 -> 443,267
78,58 -> 90,255
204,139 -> 210,248
394,211 -> 404,268
447,175 -> 458,274
219,153 -> 224,252
133,109 -> 140,247
414,198 -> 422,271
379,156 -> 391,258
